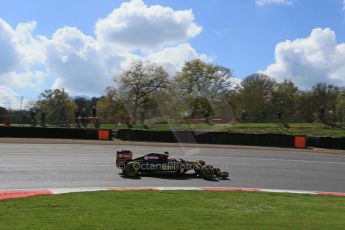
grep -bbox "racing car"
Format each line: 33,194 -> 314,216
116,150 -> 229,180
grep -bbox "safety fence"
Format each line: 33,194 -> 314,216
116,129 -> 345,150
0,127 -> 343,149
0,127 -> 112,140
307,136 -> 345,150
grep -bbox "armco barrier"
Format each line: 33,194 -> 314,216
0,126 -> 112,140
116,130 -> 296,148
307,136 -> 345,150
116,130 -> 197,143
116,130 -> 345,149
195,132 -> 295,147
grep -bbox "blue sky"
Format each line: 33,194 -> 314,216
0,0 -> 345,108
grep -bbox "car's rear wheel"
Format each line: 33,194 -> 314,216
200,165 -> 214,179
124,162 -> 140,177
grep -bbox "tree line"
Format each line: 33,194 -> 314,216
1,59 -> 345,126
95,59 -> 345,125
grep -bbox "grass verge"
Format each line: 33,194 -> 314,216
0,191 -> 344,230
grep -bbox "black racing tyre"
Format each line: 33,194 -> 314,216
200,165 -> 214,180
124,161 -> 140,177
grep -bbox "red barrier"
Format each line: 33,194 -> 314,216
187,119 -> 205,124
212,119 -> 224,124
187,118 -> 224,124
98,129 -> 110,140
295,136 -> 307,148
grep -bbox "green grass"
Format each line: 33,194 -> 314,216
224,123 -> 345,137
0,191 -> 344,230
101,122 -> 345,137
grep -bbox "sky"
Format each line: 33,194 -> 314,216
0,0 -> 345,109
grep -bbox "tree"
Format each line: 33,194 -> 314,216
271,80 -> 299,122
116,60 -> 169,123
223,86 -> 241,122
294,91 -> 314,122
336,90 -> 345,124
238,74 -> 275,122
174,59 -> 233,118
0,106 -> 7,115
308,83 -> 339,122
36,89 -> 76,125
73,96 -> 100,112
96,87 -> 128,124
311,83 -> 339,109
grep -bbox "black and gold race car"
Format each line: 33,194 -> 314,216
116,150 -> 229,180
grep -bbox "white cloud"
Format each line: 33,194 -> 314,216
0,19 -> 19,75
144,43 -> 210,75
46,27 -> 104,94
0,0 -> 208,107
13,21 -> 47,67
262,28 -> 345,89
0,86 -> 20,109
0,86 -> 32,110
343,0 -> 345,11
45,0 -> 205,94
229,78 -> 242,88
95,0 -> 202,51
1,70 -> 45,89
0,18 -> 48,108
0,19 -> 47,74
45,26 -> 132,95
256,0 -> 293,6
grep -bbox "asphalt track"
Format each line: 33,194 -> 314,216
0,141 -> 345,193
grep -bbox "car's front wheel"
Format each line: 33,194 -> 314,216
200,165 -> 215,180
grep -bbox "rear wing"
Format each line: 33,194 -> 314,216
116,150 -> 133,168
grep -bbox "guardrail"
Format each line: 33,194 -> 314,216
116,130 -> 296,148
0,126 -> 112,140
307,136 -> 345,150
1,126 -> 343,149
115,129 -> 345,150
